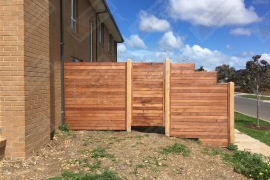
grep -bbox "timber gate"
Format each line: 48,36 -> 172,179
64,60 -> 234,147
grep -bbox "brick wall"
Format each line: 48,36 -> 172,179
24,0 -> 51,157
0,0 -> 120,159
49,0 -> 61,135
0,0 -> 26,158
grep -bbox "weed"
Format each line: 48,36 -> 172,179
59,124 -> 70,132
86,160 -> 102,171
227,144 -> 238,151
159,143 -> 190,157
91,147 -> 115,159
231,151 -> 270,179
133,164 -> 147,175
48,169 -> 121,180
203,146 -> 270,179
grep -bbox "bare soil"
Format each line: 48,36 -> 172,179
244,124 -> 270,130
0,129 -> 246,180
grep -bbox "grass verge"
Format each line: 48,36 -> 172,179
240,95 -> 270,101
235,112 -> 270,146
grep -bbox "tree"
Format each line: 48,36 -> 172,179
195,66 -> 206,72
215,64 -> 236,83
242,55 -> 269,127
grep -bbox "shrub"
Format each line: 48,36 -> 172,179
227,144 -> 238,151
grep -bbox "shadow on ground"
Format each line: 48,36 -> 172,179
132,126 -> 165,134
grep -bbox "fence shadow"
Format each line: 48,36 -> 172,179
132,126 -> 165,135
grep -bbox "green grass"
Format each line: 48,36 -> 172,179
159,143 -> 190,157
203,145 -> 270,179
235,112 -> 270,146
90,147 -> 115,159
240,94 -> 270,101
48,170 -> 121,180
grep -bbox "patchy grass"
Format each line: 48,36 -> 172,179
90,147 -> 115,159
240,94 -> 270,101
159,143 -> 190,157
48,169 -> 121,180
235,112 -> 270,146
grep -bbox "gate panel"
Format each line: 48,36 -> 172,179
132,63 -> 164,126
64,62 -> 126,130
170,64 -> 229,146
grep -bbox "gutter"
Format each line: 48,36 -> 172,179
60,0 -> 65,125
101,0 -> 124,43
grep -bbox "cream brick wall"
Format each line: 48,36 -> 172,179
0,0 -> 120,159
24,0 -> 50,156
49,0 -> 61,135
0,0 -> 26,158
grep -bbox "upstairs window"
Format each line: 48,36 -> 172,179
71,0 -> 77,32
98,17 -> 104,45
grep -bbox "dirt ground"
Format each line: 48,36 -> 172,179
0,129 -> 246,180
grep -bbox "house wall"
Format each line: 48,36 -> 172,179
97,25 -> 117,62
49,0 -> 61,136
0,0 -> 120,159
63,0 -> 95,62
0,0 -> 26,158
24,0 -> 51,157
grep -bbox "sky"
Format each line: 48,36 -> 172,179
107,0 -> 270,70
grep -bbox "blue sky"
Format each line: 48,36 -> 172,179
107,0 -> 270,70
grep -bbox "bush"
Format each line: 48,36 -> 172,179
227,144 -> 238,151
232,151 -> 270,179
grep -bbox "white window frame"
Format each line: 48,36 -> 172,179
90,20 -> 93,62
71,0 -> 76,32
98,17 -> 104,45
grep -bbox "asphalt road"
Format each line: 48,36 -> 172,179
235,95 -> 270,122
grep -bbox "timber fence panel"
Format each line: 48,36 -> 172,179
170,63 -> 229,147
132,63 -> 165,126
64,62 -> 126,130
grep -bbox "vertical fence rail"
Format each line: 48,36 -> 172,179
228,82 -> 235,143
165,59 -> 171,136
126,60 -> 132,132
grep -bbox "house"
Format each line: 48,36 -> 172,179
0,0 -> 123,159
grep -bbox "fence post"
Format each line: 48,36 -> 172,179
165,59 -> 171,136
126,59 -> 132,132
228,82 -> 235,144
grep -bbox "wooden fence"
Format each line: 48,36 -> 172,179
64,59 -> 234,147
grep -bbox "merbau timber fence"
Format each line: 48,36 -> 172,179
64,59 -> 234,147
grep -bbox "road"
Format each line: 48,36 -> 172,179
235,95 -> 270,122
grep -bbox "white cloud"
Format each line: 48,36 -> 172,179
117,43 -> 246,70
117,44 -> 127,53
139,11 -> 171,32
230,28 -> 252,36
169,0 -> 261,26
179,45 -> 245,70
159,31 -> 183,50
260,53 -> 270,61
124,35 -> 147,49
